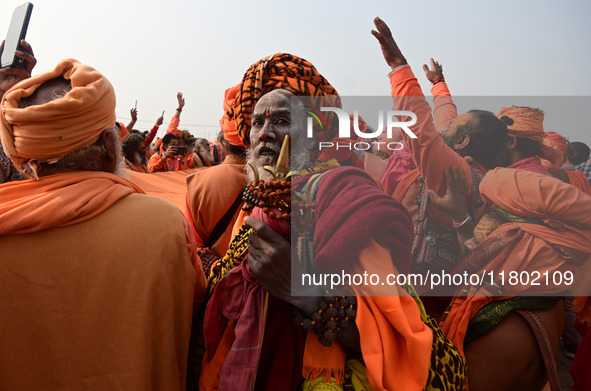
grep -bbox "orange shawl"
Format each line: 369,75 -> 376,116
0,171 -> 144,235
441,168 -> 591,357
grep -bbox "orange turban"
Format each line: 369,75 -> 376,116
220,84 -> 243,147
541,131 -> 569,170
497,107 -> 545,142
0,59 -> 116,170
543,131 -> 568,156
230,53 -> 340,147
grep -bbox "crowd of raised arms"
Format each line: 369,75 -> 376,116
1,16 -> 590,391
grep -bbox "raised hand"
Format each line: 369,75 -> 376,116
0,40 -> 36,96
422,58 -> 445,84
177,92 -> 185,110
371,17 -> 407,70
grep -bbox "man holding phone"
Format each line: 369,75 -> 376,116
0,39 -> 36,184
148,133 -> 195,172
0,39 -> 36,100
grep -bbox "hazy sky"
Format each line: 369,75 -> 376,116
2,0 -> 591,145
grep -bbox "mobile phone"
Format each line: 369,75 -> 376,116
176,146 -> 187,155
1,3 -> 34,69
161,110 -> 165,117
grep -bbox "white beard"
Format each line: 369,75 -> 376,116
246,139 -> 313,183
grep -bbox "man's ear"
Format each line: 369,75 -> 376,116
99,129 -> 118,172
453,134 -> 470,150
506,135 -> 518,150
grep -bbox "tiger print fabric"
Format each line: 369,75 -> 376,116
229,53 -> 341,147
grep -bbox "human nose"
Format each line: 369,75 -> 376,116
258,120 -> 277,142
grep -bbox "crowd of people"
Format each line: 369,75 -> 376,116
0,16 -> 590,391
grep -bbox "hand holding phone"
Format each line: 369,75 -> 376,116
0,39 -> 35,96
0,3 -> 35,97
1,3 -> 33,69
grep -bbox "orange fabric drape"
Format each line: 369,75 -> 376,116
442,168 -> 591,357
0,171 -> 144,235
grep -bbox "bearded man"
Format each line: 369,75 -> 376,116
200,53 -> 465,391
0,59 -> 206,390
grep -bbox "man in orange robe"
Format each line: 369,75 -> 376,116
200,52 -> 463,391
185,84 -> 247,268
0,59 -> 206,390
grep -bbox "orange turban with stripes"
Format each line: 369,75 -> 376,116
220,84 -> 243,147
0,59 -> 116,171
230,53 -> 340,147
497,107 -> 545,142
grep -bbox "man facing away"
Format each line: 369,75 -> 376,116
0,59 -> 207,390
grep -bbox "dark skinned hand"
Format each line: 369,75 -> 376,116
422,58 -> 444,84
427,167 -> 469,221
245,216 -> 362,351
245,216 -> 323,313
371,17 -> 407,70
0,40 -> 36,97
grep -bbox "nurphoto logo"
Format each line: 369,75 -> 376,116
305,107 -> 418,151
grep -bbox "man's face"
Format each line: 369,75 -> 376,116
163,138 -> 179,152
247,89 -> 310,181
182,130 -> 195,147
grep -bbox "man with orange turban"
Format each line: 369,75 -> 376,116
372,17 -> 591,390
200,52 -> 464,391
496,108 -> 591,194
0,59 -> 206,390
185,84 -> 247,268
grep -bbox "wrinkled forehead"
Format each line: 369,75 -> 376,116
254,89 -> 305,115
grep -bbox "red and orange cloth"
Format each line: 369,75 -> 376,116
203,166 -> 431,390
0,59 -> 116,172
496,106 -> 564,164
441,167 -> 591,357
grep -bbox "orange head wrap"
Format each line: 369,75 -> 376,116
220,84 -> 243,147
540,131 -> 569,170
497,106 -> 545,142
0,59 -> 116,171
230,53 -> 340,147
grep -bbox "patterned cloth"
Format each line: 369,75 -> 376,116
230,53 -> 341,147
566,161 -> 591,184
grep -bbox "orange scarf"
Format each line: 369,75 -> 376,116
0,171 -> 144,235
442,168 -> 591,357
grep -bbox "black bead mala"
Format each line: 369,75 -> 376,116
294,294 -> 357,346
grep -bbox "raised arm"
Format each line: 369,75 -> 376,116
372,17 -> 472,197
127,108 -> 138,132
145,115 -> 164,146
167,92 -> 185,135
422,58 -> 458,132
